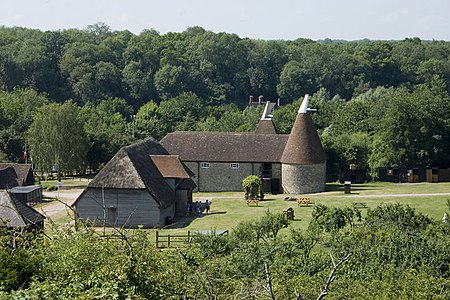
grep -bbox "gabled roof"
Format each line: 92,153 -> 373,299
150,155 -> 191,179
0,163 -> 33,186
0,167 -> 19,189
281,96 -> 326,164
160,132 -> 288,163
0,191 -> 45,227
80,138 -> 179,208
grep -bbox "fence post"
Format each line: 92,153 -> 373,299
168,234 -> 171,248
156,231 -> 159,248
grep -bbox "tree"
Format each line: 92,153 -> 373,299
242,175 -> 262,200
156,92 -> 206,137
370,85 -> 450,169
0,88 -> 49,162
154,64 -> 191,100
277,61 -> 310,101
122,30 -> 161,107
80,98 -> 132,172
28,101 -> 89,177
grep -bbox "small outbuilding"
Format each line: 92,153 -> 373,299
0,190 -> 45,231
73,138 -> 196,228
0,163 -> 35,186
8,185 -> 43,206
0,166 -> 19,189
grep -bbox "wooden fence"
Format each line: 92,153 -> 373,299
156,230 -> 228,248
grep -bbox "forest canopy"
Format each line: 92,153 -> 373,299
1,24 -> 450,177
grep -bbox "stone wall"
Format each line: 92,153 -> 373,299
185,161 -> 281,192
281,163 -> 326,194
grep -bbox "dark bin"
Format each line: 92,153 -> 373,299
344,181 -> 351,194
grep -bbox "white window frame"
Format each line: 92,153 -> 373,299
200,162 -> 210,169
230,163 -> 240,169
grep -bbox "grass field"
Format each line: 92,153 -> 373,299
161,181 -> 450,235
40,181 -> 450,238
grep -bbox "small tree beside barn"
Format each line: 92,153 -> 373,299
242,175 -> 263,200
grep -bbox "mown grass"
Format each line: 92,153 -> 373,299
165,182 -> 450,234
41,182 -> 450,238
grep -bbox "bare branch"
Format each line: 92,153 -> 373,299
264,261 -> 276,300
295,288 -> 305,300
316,252 -> 352,300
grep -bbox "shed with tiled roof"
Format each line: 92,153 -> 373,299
0,163 -> 35,186
0,191 -> 45,230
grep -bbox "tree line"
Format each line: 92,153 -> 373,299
1,24 -> 450,176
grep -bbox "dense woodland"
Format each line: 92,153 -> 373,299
1,23 -> 450,177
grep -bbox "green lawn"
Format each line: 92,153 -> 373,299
41,181 -> 450,238
165,182 -> 450,235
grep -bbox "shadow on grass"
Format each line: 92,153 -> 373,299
167,211 -> 227,229
326,183 -> 380,193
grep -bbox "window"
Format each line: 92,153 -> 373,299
387,169 -> 393,176
201,162 -> 210,169
230,163 -> 240,169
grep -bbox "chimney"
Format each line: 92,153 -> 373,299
277,98 -> 281,107
249,95 -> 254,104
258,95 -> 263,103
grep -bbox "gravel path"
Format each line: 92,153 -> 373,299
38,189 -> 84,220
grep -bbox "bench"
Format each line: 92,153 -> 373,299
352,202 -> 367,208
246,199 -> 259,206
297,197 -> 312,206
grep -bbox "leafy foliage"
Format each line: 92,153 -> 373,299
2,204 -> 450,298
242,175 -> 262,200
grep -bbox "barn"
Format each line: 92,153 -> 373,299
73,138 -> 196,228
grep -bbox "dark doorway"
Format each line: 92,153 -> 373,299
262,163 -> 272,178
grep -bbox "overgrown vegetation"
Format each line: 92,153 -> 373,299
2,204 -> 450,299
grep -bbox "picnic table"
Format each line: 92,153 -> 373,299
297,197 -> 312,206
246,199 -> 259,206
352,202 -> 368,208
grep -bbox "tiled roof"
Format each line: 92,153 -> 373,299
150,155 -> 191,179
281,113 -> 326,164
0,191 -> 45,227
0,167 -> 19,189
160,132 -> 288,163
0,163 -> 33,186
254,120 -> 278,134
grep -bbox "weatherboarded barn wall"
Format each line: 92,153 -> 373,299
75,188 -> 173,228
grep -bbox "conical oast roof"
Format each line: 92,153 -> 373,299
254,119 -> 278,134
281,95 -> 326,164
